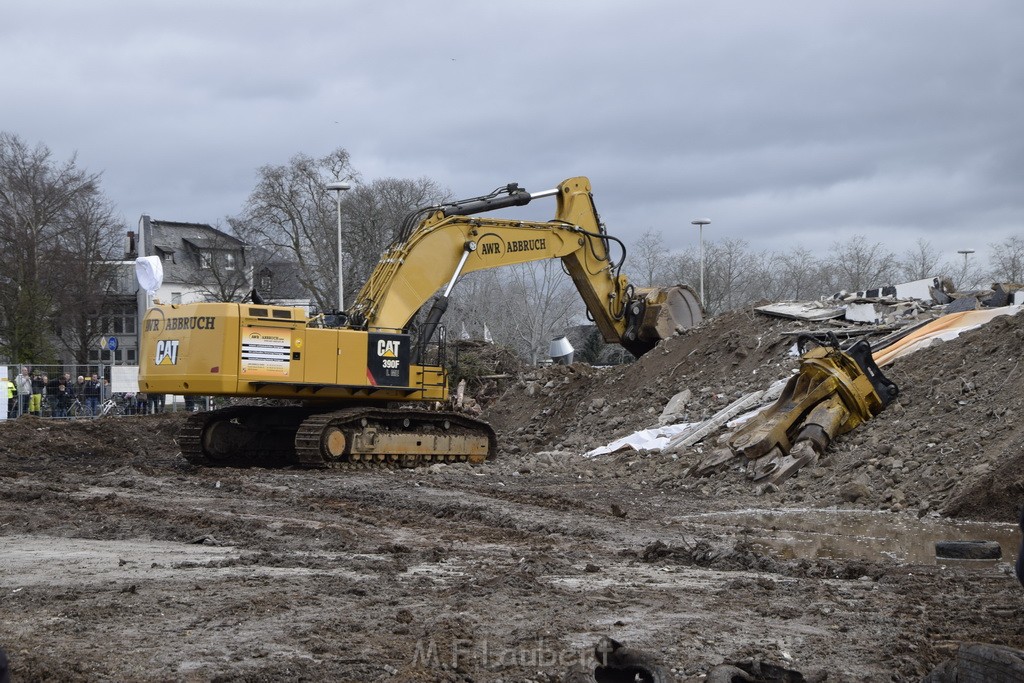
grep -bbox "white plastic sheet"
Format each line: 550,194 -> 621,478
583,423 -> 693,458
135,256 -> 164,295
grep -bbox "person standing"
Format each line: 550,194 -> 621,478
84,374 -> 101,416
2,373 -> 14,416
30,372 -> 46,416
46,373 -> 62,416
56,377 -> 72,417
15,367 -> 32,417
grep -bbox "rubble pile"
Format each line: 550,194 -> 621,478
484,299 -> 1024,521
484,310 -> 806,454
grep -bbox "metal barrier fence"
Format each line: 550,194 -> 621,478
0,364 -> 206,419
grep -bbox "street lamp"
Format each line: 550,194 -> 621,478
691,218 -> 711,307
326,181 -> 351,312
957,249 -> 975,290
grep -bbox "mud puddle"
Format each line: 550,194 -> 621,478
677,509 -> 1021,565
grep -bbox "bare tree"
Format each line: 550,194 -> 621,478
342,177 -> 449,295
53,192 -> 124,363
629,228 -> 669,287
899,238 -> 948,282
661,250 -> 699,291
0,132 -> 112,363
445,269 -> 505,342
827,236 -> 899,293
233,151 -> 455,314
701,238 -> 762,315
495,260 -> 579,364
232,148 -> 359,313
989,235 -> 1024,284
773,247 -> 827,301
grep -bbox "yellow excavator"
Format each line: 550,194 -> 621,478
139,176 -> 702,468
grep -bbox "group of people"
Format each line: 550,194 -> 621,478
3,368 -> 104,417
2,367 -> 177,418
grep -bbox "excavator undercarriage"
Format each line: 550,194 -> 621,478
178,405 -> 496,469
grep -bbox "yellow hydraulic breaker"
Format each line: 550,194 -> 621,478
728,335 -> 898,485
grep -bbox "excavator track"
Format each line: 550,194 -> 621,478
294,407 -> 496,468
177,405 -> 496,469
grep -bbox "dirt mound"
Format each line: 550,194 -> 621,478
0,413 -> 188,476
484,309 -> 805,453
484,307 -> 1024,521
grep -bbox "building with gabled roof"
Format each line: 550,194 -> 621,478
138,215 -> 250,305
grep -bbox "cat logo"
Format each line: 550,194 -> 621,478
377,339 -> 401,358
155,339 -> 180,365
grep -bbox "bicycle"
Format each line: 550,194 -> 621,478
67,398 -> 84,418
98,398 -> 123,418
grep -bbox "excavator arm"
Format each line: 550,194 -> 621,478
347,177 -> 702,357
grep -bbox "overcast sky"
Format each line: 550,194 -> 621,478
3,1 -> 1021,268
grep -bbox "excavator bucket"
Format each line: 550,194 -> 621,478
622,285 -> 703,356
637,285 -> 703,339
727,337 -> 898,485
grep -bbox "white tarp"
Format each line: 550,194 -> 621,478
135,256 -> 163,295
583,423 -> 694,458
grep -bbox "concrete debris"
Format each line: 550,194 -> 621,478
754,301 -> 845,321
758,278 -> 1023,331
944,295 -> 980,314
657,388 -> 691,425
833,276 -> 948,303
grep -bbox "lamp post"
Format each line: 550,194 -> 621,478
957,249 -> 975,290
691,218 -> 711,307
326,181 -> 351,312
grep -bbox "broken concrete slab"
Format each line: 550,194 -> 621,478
658,388 -> 692,425
944,295 -> 981,314
665,387 -> 777,452
844,302 -> 894,324
755,301 -> 845,321
834,276 -> 945,303
844,300 -> 930,324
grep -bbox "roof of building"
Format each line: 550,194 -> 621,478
142,218 -> 246,286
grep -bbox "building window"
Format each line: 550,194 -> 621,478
103,305 -> 137,336
127,349 -> 137,362
171,292 -> 182,304
200,250 -> 212,269
225,253 -> 236,271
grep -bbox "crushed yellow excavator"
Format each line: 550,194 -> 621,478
139,176 -> 703,468
725,335 -> 898,485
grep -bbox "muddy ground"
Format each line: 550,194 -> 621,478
1,308 -> 1023,682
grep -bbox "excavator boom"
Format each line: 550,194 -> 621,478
348,177 -> 702,356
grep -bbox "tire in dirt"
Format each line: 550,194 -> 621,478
934,540 -> 1002,560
